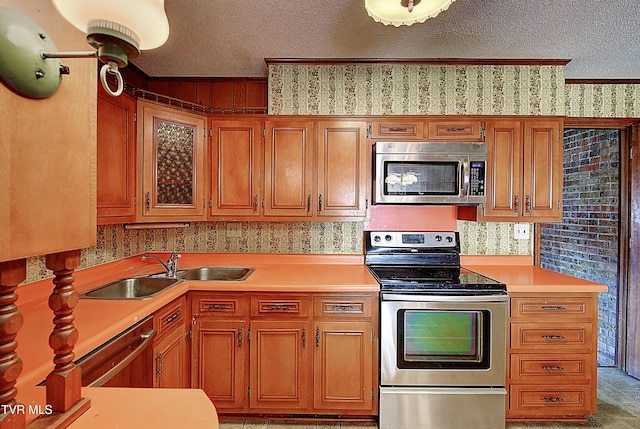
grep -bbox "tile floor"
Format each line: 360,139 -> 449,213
219,368 -> 640,429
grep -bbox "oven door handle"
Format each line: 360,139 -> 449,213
461,159 -> 470,196
381,293 -> 508,303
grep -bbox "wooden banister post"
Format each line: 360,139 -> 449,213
44,250 -> 82,412
26,251 -> 90,429
0,259 -> 26,429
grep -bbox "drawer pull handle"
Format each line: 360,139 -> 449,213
389,127 -> 409,132
543,397 -> 564,403
543,366 -> 565,371
165,311 -> 181,324
206,304 -> 229,310
542,305 -> 567,311
445,127 -> 466,132
269,304 -> 291,311
542,335 -> 565,340
331,304 -> 355,312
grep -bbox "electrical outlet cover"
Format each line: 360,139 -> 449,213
514,223 -> 530,239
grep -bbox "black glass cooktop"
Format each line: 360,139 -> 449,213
367,265 -> 507,295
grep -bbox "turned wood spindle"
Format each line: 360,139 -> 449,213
44,251 -> 82,413
0,259 -> 26,429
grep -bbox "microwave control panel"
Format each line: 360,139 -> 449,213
469,161 -> 486,196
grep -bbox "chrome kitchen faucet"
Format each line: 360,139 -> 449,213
141,252 -> 182,277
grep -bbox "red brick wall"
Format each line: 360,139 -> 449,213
540,129 -> 620,366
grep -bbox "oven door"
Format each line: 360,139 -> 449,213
380,294 -> 507,387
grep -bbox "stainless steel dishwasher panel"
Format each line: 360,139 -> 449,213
75,316 -> 156,387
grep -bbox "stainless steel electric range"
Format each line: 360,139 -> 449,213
365,231 -> 507,429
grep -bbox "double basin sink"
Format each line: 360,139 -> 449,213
80,266 -> 254,300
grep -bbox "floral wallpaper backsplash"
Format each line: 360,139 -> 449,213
268,63 -> 640,118
23,221 -> 531,284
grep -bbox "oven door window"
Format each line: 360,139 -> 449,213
397,309 -> 491,369
383,161 -> 460,196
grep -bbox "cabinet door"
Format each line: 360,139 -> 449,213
192,319 -> 248,410
210,119 -> 263,218
316,121 -> 368,218
481,119 -> 523,220
249,320 -> 311,410
522,120 -> 563,221
264,120 -> 314,217
97,86 -> 137,224
138,101 -> 207,220
153,325 -> 188,388
313,321 -> 373,412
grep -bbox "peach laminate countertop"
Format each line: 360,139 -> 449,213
461,255 -> 609,293
19,386 -> 218,429
15,253 -> 378,426
14,252 -> 606,426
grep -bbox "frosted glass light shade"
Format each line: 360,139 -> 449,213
52,0 -> 169,50
365,0 -> 456,27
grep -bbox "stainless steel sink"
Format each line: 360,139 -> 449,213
179,267 -> 254,281
80,277 -> 180,300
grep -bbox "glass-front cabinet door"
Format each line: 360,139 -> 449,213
138,100 -> 207,221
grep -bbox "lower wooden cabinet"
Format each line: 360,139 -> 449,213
152,296 -> 190,388
190,291 -> 378,417
507,293 -> 598,421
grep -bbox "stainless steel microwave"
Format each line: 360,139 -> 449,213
373,141 -> 487,205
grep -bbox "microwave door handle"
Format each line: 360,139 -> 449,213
461,159 -> 470,196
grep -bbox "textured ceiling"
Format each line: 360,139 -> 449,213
131,0 -> 640,80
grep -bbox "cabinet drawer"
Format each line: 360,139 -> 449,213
510,353 -> 593,383
509,385 -> 593,417
313,295 -> 373,318
195,294 -> 246,316
251,296 -> 310,317
510,322 -> 592,351
511,297 -> 595,320
154,296 -> 186,339
427,120 -> 484,141
370,121 -> 424,139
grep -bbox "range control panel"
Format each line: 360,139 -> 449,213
368,231 -> 458,248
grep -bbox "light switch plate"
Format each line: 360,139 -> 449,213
514,223 -> 530,239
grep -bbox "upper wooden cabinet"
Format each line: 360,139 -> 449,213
137,100 -> 208,221
478,118 -> 563,222
210,119 -> 263,218
370,119 -> 425,140
211,119 -> 368,220
97,86 -> 137,224
264,120 -> 315,217
370,118 -> 485,142
427,119 -> 485,141
316,121 -> 369,218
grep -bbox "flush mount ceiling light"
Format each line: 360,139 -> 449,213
0,0 -> 169,98
366,0 -> 456,26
